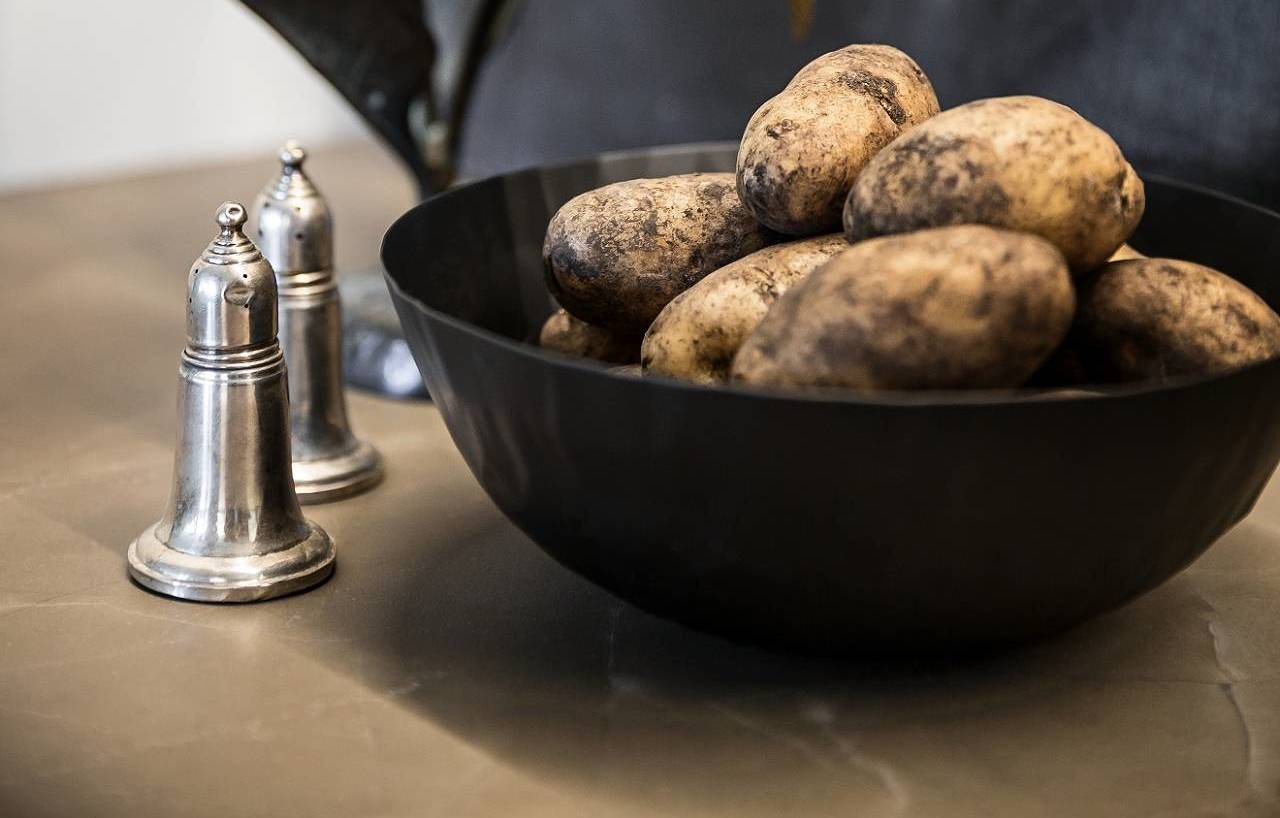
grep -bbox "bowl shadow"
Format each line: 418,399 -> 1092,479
300,489 -> 1249,814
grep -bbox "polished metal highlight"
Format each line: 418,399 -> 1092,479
127,202 -> 335,602
254,142 -> 382,503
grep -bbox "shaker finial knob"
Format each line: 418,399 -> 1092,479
216,201 -> 247,231
280,141 -> 307,170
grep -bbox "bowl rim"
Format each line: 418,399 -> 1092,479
382,141 -> 1280,409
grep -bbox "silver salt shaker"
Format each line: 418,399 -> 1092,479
127,202 -> 336,602
253,142 -> 382,503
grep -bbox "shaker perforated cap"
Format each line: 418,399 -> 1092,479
252,141 -> 333,274
187,202 -> 278,351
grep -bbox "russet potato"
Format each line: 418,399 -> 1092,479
732,225 -> 1074,390
1107,243 -> 1146,262
737,44 -> 939,236
538,308 -> 640,364
641,235 -> 847,383
1064,258 -> 1280,381
844,96 -> 1144,272
544,173 -> 775,335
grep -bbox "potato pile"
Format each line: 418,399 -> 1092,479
539,43 -> 1280,391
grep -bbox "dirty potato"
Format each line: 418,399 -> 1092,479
1028,247 -> 1149,386
736,44 -> 939,236
1065,258 -> 1280,381
642,235 -> 847,383
1108,243 -> 1146,262
539,309 -> 640,364
732,225 -> 1074,390
844,96 -> 1145,272
544,173 -> 775,335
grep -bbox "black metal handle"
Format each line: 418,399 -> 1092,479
241,0 -> 513,198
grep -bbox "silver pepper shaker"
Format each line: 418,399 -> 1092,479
127,202 -> 336,602
253,142 -> 382,503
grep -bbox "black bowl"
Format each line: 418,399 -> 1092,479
383,143 -> 1280,653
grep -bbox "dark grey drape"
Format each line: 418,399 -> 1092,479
460,0 -> 1280,210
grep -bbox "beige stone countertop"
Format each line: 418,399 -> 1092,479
1,143 -> 1278,817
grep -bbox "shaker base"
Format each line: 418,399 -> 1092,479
293,439 -> 383,504
127,522 -> 335,603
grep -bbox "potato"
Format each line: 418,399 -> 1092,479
732,225 -> 1074,390
843,96 -> 1145,272
1108,243 -> 1146,262
544,173 -> 775,335
641,235 -> 847,383
1063,258 -> 1280,381
1024,346 -> 1090,388
539,309 -> 640,364
736,44 -> 939,236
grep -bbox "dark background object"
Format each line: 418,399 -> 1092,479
382,144 -> 1280,652
460,0 -> 1280,208
241,0 -> 442,190
247,0 -> 1280,210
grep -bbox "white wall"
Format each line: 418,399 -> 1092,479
0,0 -> 371,192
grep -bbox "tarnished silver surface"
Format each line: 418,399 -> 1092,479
126,202 -> 335,602
254,143 -> 382,503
